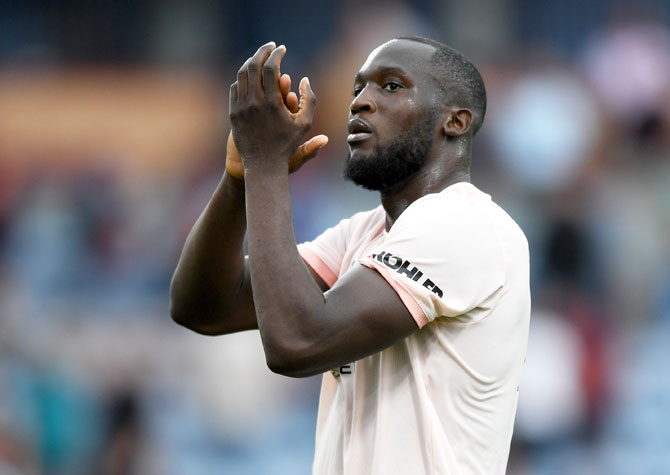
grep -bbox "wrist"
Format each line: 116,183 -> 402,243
243,156 -> 289,177
244,165 -> 290,192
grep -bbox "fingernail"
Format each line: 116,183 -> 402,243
267,41 -> 276,47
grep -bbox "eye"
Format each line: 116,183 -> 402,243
353,86 -> 363,97
383,82 -> 402,92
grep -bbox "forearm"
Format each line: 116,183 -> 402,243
170,171 -> 251,334
244,166 -> 328,371
228,42 -> 333,366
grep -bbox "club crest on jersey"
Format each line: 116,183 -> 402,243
370,251 -> 443,298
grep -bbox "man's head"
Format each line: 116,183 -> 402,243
398,36 -> 487,135
344,37 -> 487,192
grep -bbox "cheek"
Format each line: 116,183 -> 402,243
387,107 -> 423,131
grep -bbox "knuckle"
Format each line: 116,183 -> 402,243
247,62 -> 259,74
246,101 -> 260,112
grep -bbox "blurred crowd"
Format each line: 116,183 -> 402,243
0,0 -> 669,474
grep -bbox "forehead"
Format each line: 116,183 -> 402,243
356,39 -> 436,80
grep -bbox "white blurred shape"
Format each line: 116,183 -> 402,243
491,72 -> 600,191
515,308 -> 586,441
582,24 -> 670,121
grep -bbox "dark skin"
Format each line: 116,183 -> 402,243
170,39 -> 474,377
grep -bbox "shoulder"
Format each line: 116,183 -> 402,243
300,205 -> 384,253
348,205 -> 385,228
333,205 -> 385,240
395,182 -> 527,245
405,182 -> 493,219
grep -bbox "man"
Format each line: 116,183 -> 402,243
170,36 -> 530,474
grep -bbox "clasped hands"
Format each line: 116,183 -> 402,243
227,41 -> 328,180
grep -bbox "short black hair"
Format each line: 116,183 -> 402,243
396,36 -> 487,135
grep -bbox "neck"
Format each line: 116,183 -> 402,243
376,136 -> 473,230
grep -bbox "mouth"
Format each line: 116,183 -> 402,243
347,118 -> 373,144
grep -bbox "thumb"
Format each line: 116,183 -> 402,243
303,134 -> 328,153
289,134 -> 328,172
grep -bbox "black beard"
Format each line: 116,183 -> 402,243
343,112 -> 437,192
343,111 -> 438,191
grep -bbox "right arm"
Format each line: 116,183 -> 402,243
170,169 -> 257,335
170,48 -> 328,335
170,165 -> 330,335
170,74 -> 328,335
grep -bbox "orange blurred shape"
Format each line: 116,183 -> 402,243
0,70 -> 223,176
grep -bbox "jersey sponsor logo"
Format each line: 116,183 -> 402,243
370,251 -> 444,298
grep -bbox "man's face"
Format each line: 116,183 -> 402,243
344,40 -> 442,191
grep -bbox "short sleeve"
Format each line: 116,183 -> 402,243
298,220 -> 348,288
360,190 -> 506,328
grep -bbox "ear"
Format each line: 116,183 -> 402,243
442,108 -> 473,137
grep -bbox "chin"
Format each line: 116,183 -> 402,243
344,149 -> 368,170
346,148 -> 364,161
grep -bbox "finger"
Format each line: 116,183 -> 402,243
279,74 -> 291,99
289,134 -> 329,172
279,74 -> 298,112
229,82 -> 238,109
285,92 -> 299,113
303,134 -> 329,152
296,77 -> 317,124
262,44 -> 286,102
247,41 -> 277,100
236,58 -> 250,99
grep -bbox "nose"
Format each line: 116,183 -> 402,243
350,85 -> 376,115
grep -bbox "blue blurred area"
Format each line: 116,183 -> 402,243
0,0 -> 669,473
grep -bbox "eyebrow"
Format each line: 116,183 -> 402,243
353,66 -> 411,84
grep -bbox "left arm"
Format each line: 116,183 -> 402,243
230,44 -> 418,377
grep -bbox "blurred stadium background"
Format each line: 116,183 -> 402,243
0,0 -> 669,473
